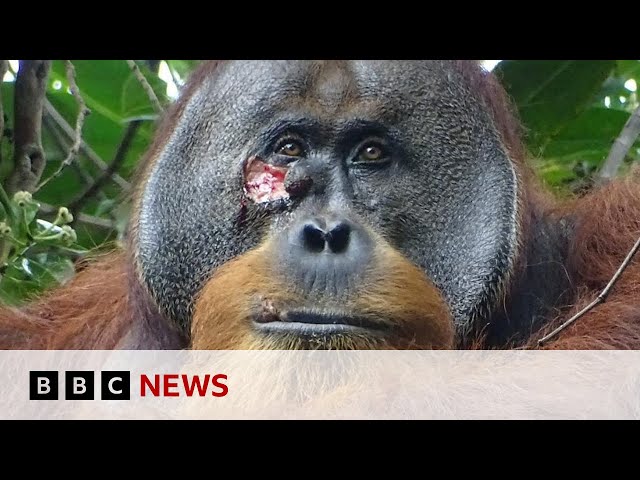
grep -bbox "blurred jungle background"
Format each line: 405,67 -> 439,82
0,60 -> 638,305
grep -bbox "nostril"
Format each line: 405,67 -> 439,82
302,223 -> 326,253
326,223 -> 351,254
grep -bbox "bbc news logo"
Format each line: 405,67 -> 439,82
29,371 -> 229,400
29,371 -> 130,400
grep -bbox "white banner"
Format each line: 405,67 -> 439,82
1,350 -> 639,419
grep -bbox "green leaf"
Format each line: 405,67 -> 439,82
596,76 -> 634,111
8,195 -> 40,242
27,254 -> 76,285
537,163 -> 580,187
38,61 -> 165,212
0,273 -> 44,305
542,107 -> 633,164
94,198 -> 116,217
47,60 -> 159,168
0,81 -> 15,183
616,60 -> 640,78
120,62 -> 169,118
494,60 -> 616,154
0,253 -> 75,305
50,60 -> 168,120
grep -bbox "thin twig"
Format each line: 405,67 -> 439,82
0,60 -> 7,171
36,61 -> 91,192
75,211 -> 116,230
127,60 -> 163,114
67,58 -> 162,213
598,104 -> 640,183
43,99 -> 131,191
42,115 -> 108,201
43,115 -> 88,182
538,234 -> 640,346
5,60 -> 51,194
69,119 -> 141,218
537,95 -> 640,346
38,202 -> 116,230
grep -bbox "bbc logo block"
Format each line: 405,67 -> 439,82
101,371 -> 130,400
29,371 -> 58,400
29,371 -> 131,400
65,371 -> 95,400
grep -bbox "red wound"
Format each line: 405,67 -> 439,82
243,157 -> 290,204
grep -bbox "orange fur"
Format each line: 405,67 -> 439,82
191,244 -> 293,350
0,253 -> 130,349
351,246 -> 454,349
528,171 -> 640,349
192,241 -> 454,350
456,59 -> 640,350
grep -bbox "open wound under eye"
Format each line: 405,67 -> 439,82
243,156 -> 290,204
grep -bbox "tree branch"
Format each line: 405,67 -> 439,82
38,202 -> 116,230
68,119 -> 141,217
537,234 -> 640,346
597,104 -> 640,183
36,61 -> 90,192
43,99 -> 131,191
65,60 -> 161,218
535,101 -> 640,346
4,60 -> 51,194
0,60 -> 7,171
42,115 -> 108,201
127,60 -> 163,114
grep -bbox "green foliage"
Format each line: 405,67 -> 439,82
0,59 -> 639,304
0,188 -> 84,305
0,60 -> 197,304
495,60 -> 640,190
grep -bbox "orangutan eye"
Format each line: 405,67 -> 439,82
360,145 -> 383,161
356,141 -> 389,163
276,139 -> 305,157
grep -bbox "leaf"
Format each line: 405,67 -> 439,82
0,81 -> 15,183
36,61 -> 165,215
616,60 -> 640,78
0,273 -> 43,305
537,163 -> 580,187
0,253 -> 75,305
28,254 -> 76,285
1,61 -> 161,304
47,60 -> 159,168
51,60 -> 168,120
94,198 -> 116,217
542,107 -> 633,164
494,60 -> 616,154
8,197 -> 41,243
596,76 -> 634,111
120,62 -> 169,118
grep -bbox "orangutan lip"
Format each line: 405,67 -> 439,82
253,321 -> 369,336
253,309 -> 389,335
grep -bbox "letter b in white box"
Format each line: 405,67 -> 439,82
65,371 -> 95,400
29,371 -> 58,400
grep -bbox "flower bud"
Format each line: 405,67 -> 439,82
12,191 -> 33,207
61,225 -> 78,245
56,207 -> 74,225
0,222 -> 11,236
